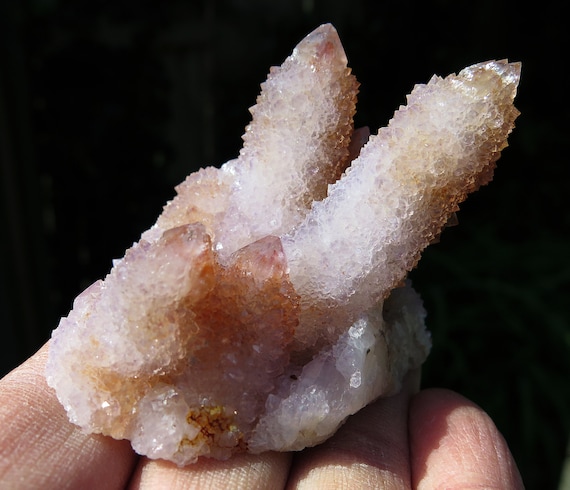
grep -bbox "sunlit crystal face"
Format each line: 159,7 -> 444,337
46,24 -> 520,465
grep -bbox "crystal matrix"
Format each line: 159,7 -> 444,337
46,24 -> 521,465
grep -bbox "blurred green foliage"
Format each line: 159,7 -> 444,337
1,0 -> 567,488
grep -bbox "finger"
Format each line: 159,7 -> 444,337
128,450 -> 292,490
0,343 -> 138,490
286,370 -> 421,490
409,388 -> 524,489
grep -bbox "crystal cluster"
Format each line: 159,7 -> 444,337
46,24 -> 520,465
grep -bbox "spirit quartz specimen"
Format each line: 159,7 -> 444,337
46,24 -> 521,465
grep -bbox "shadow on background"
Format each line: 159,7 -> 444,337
1,1 -> 568,488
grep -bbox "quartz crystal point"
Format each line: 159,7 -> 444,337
46,24 -> 521,465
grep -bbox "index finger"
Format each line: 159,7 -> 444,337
0,343 -> 138,490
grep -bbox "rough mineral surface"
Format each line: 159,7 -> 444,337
46,24 -> 521,465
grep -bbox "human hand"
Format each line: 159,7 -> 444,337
0,344 -> 523,489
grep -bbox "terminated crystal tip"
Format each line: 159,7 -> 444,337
46,25 -> 520,466
292,23 -> 349,67
460,59 -> 521,87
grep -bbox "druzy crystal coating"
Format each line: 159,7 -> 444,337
46,24 -> 520,465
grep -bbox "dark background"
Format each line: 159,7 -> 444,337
1,1 -> 568,488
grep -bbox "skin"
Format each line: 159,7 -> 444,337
0,344 -> 524,489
